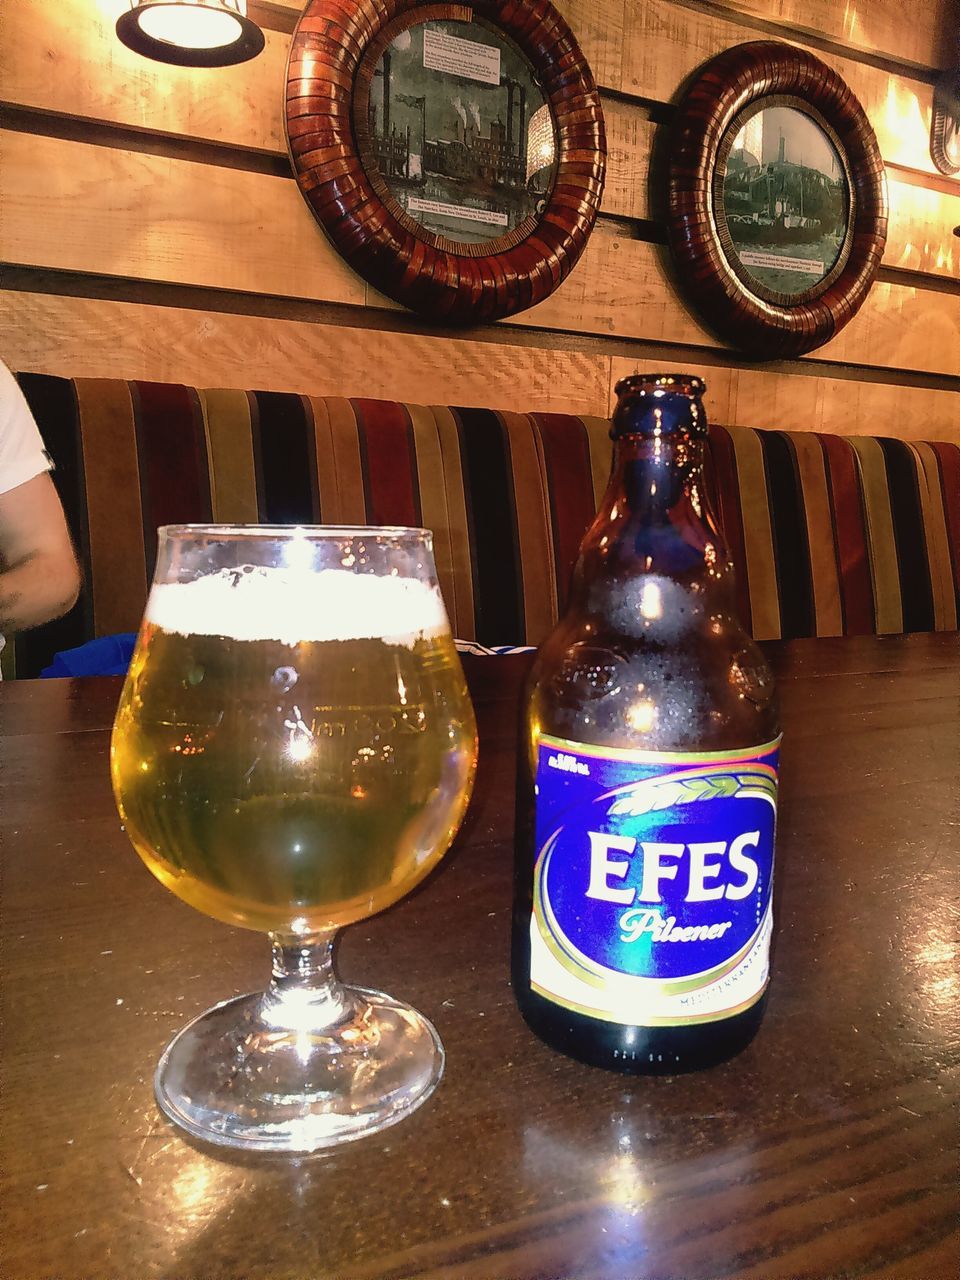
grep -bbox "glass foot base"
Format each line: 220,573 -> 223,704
154,986 -> 444,1153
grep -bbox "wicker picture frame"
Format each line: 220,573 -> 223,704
931,69 -> 960,177
285,0 -> 605,324
667,41 -> 888,358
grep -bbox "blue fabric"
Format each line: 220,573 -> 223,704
41,633 -> 137,678
454,641 -> 534,656
38,633 -> 528,676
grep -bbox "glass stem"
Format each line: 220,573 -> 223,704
259,932 -> 354,1033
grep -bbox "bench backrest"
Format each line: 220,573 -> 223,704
9,375 -> 959,677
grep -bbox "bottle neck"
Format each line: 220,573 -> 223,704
571,431 -> 736,612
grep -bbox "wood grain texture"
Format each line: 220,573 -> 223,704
6,0 -> 955,195
608,358 -> 960,442
1,0 -> 291,153
11,0 -> 953,173
884,178 -> 959,279
6,130 -> 953,377
0,129 -> 364,306
3,291 -> 956,441
3,0 -> 955,283
707,0 -> 959,71
5,0 -> 620,170
817,276 -> 960,379
0,291 -> 614,414
507,237 -> 960,378
3,116 -> 954,287
601,103 -> 656,221
270,0 -> 957,77
553,0 -> 627,91
618,0 -> 949,179
2,636 -> 958,1279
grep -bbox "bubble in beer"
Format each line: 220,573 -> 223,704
272,666 -> 298,693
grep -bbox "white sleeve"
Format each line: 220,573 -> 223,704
0,362 -> 54,496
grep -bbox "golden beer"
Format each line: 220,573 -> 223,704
112,566 -> 476,935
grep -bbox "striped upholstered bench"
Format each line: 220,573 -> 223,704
7,375 -> 959,679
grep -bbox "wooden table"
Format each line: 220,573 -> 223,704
2,634 -> 958,1280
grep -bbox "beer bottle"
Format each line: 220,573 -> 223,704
512,374 -> 780,1073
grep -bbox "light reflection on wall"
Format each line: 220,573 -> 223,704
889,180 -> 957,277
881,79 -> 929,166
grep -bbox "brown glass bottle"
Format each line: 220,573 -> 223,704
512,374 -> 780,1073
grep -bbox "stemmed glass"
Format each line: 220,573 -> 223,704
111,526 -> 477,1152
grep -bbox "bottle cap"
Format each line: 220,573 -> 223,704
612,373 -> 707,438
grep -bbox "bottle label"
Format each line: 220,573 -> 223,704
530,734 -> 780,1026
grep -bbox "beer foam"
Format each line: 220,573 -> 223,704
146,566 -> 449,647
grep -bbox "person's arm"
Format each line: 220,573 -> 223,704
0,472 -> 81,633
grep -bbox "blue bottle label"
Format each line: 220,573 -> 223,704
530,734 -> 780,1026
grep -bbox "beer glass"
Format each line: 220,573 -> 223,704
111,526 -> 477,1152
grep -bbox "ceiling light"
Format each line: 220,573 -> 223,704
116,1 -> 265,67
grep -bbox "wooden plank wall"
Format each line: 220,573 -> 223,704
1,0 -> 958,440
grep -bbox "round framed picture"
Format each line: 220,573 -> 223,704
286,0 -> 606,324
931,69 -> 960,177
667,42 -> 887,358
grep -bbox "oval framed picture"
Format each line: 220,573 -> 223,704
285,0 -> 606,324
667,42 -> 887,358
